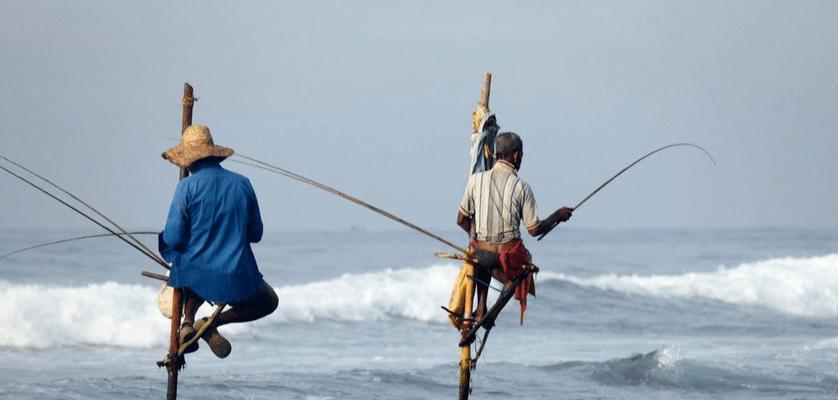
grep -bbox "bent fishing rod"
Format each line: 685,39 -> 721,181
230,153 -> 468,255
537,142 -> 717,241
0,231 -> 159,261
0,155 -> 170,270
6,154 -> 469,260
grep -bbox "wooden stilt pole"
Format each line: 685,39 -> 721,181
459,72 -> 492,399
166,290 -> 183,400
479,72 -> 491,111
458,261 -> 476,400
165,82 -> 195,400
179,84 -> 194,180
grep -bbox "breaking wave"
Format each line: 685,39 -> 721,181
5,253 -> 838,349
540,253 -> 838,318
0,281 -> 166,349
0,264 -> 461,349
272,264 -> 458,323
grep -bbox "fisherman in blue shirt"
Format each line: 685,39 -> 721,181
159,124 -> 278,358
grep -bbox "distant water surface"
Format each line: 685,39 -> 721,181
1,228 -> 837,399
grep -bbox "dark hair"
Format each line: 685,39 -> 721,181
494,131 -> 523,158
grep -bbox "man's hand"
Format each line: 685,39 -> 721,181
529,207 -> 572,237
551,207 -> 573,223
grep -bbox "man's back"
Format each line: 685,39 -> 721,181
160,158 -> 264,303
459,159 -> 539,244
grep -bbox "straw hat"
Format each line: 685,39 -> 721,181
162,124 -> 234,168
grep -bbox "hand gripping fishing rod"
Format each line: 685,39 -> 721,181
230,153 -> 469,255
537,142 -> 717,241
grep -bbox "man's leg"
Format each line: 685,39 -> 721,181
192,282 -> 277,359
473,248 -> 503,322
179,289 -> 204,354
182,289 -> 204,326
473,265 -> 492,321
492,269 -> 512,291
216,280 -> 279,327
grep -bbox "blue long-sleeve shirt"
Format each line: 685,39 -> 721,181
158,158 -> 264,303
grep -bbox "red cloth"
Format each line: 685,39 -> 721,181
498,239 -> 536,325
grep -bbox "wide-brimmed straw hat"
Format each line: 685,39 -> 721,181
162,124 -> 234,168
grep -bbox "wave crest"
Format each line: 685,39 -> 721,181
0,281 -> 166,349
274,264 -> 458,323
0,264 -> 461,349
541,253 -> 838,317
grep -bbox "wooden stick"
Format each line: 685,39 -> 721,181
142,270 -> 168,282
434,252 -> 477,264
479,72 -> 492,110
177,304 -> 225,356
179,83 -> 194,180
458,261 -> 476,400
165,82 -> 195,400
166,291 -> 182,400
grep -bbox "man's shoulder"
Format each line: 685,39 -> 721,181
181,167 -> 252,188
469,170 -> 491,181
513,174 -> 530,187
219,167 -> 249,182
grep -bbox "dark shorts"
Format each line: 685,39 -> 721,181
184,279 -> 276,309
473,248 -> 503,291
474,248 -> 502,271
230,280 -> 277,308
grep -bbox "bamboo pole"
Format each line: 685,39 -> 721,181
459,72 -> 492,399
458,261 -> 476,400
165,82 -> 194,400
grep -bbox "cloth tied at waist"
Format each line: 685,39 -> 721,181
472,238 -> 536,325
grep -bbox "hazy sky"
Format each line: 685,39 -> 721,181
1,1 -> 836,232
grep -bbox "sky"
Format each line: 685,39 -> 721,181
1,1 -> 836,232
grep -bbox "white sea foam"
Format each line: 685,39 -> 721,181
0,264 -> 461,349
8,253 -> 835,350
654,345 -> 683,370
0,281 -> 167,349
273,264 -> 459,323
540,253 -> 838,318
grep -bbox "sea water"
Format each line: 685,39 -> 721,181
1,228 -> 837,399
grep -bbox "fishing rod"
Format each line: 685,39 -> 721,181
537,142 -> 716,241
0,155 -> 163,264
0,156 -> 170,269
0,231 -> 159,261
231,153 -> 468,254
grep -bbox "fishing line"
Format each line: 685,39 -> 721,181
0,231 -> 159,260
0,155 -> 163,264
230,154 -> 468,254
0,157 -> 170,269
537,142 -> 716,240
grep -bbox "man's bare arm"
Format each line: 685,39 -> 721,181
527,207 -> 572,237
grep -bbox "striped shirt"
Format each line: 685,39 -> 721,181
459,160 -> 540,244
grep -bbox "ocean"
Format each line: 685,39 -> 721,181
1,228 -> 837,399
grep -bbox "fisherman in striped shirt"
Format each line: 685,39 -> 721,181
457,131 -> 572,325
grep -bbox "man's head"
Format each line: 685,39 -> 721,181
494,131 -> 524,170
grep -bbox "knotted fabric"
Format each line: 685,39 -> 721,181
498,239 -> 536,325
